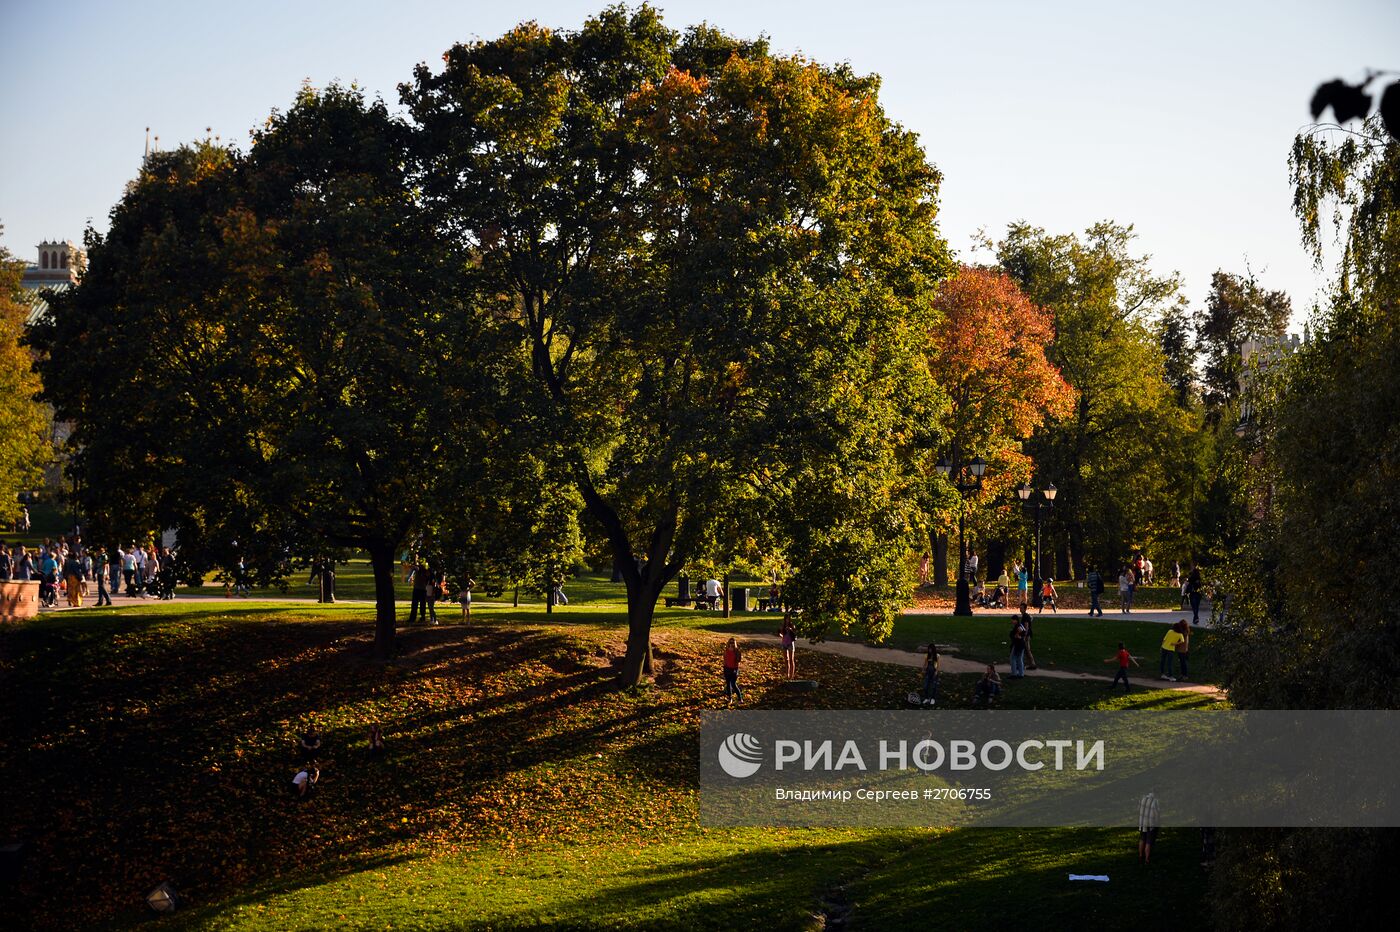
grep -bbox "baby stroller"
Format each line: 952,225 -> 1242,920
150,566 -> 178,600
38,573 -> 59,608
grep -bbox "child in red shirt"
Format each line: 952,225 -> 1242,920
1105,641 -> 1141,691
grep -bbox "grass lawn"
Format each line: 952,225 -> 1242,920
0,603 -> 1222,930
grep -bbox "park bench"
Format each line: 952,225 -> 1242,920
662,596 -> 694,608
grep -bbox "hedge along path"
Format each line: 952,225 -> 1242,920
742,634 -> 1226,699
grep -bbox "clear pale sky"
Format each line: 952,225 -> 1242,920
3,0 -> 1396,322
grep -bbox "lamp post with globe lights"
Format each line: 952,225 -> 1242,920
936,454 -> 988,617
1017,482 -> 1056,608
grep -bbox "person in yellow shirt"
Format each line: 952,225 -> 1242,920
1160,625 -> 1185,681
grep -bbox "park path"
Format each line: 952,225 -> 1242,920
742,634 -> 1225,698
35,590 -> 1222,696
905,605 -> 1213,628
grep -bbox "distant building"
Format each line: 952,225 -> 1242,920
17,241 -> 85,491
19,240 -> 86,322
1237,332 -> 1302,437
1240,333 -> 1301,372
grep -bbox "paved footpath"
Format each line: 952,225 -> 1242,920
33,592 -> 1221,697
743,633 -> 1224,699
905,605 -> 1213,628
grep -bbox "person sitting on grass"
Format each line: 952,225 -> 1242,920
1038,577 -> 1057,613
367,724 -> 386,760
972,664 -> 1002,707
292,762 -> 319,798
971,577 -> 987,607
1104,641 -> 1141,691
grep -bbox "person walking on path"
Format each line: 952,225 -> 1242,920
1014,561 -> 1028,606
426,563 -> 444,624
1009,616 -> 1028,678
458,578 -> 475,622
15,545 -> 33,581
1172,620 -> 1192,680
1186,566 -> 1204,625
704,577 -> 724,610
62,550 -> 84,607
1038,577 -> 1057,613
309,557 -> 336,603
1018,605 -> 1037,670
919,643 -> 940,706
94,546 -> 113,606
122,547 -> 137,596
1118,567 -> 1133,613
39,548 -> 59,606
1139,792 -> 1160,865
779,613 -> 798,680
722,637 -> 743,705
1105,641 -> 1141,691
408,559 -> 431,625
1159,624 -> 1185,681
1086,564 -> 1105,617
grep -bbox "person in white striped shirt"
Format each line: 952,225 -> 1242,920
1139,791 -> 1160,865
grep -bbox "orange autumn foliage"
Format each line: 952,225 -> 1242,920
929,265 -> 1075,455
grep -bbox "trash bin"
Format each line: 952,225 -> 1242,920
734,587 -> 750,612
678,576 -> 691,601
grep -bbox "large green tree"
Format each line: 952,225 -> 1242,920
1209,115 -> 1400,932
403,7 -> 951,684
994,221 -> 1199,576
30,87 -> 502,657
1194,269 -> 1292,412
0,237 -> 52,524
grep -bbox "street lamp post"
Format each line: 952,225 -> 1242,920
936,454 -> 988,617
1017,482 -> 1056,608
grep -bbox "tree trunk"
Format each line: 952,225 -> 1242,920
933,532 -> 949,587
986,539 -> 1007,580
620,595 -> 657,687
513,586 -> 519,608
1068,528 -> 1086,581
1056,537 -> 1071,581
723,572 -> 731,618
368,541 -> 398,660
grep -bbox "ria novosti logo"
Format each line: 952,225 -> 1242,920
717,733 -> 764,778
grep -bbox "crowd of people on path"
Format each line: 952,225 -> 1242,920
0,535 -> 177,607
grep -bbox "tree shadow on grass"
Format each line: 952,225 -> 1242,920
0,612 -> 739,929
